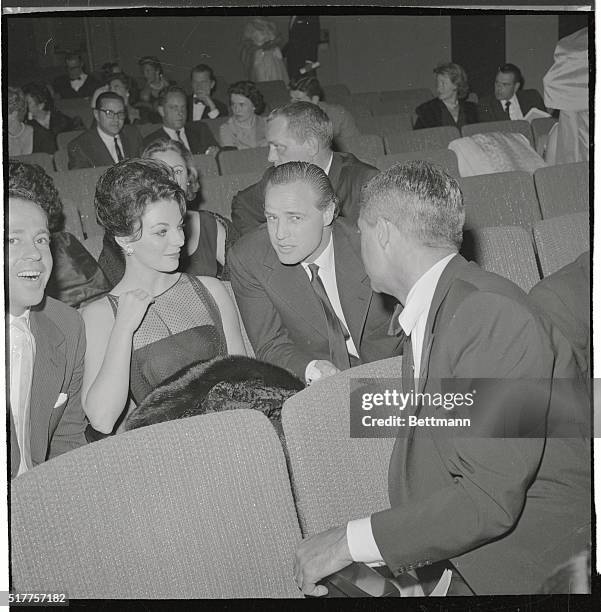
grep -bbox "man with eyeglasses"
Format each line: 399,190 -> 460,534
68,92 -> 143,169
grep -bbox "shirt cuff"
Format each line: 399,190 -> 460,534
305,360 -> 319,384
207,108 -> 220,119
346,517 -> 384,564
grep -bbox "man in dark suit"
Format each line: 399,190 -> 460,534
294,161 -> 590,595
231,101 -> 377,235
283,16 -> 320,79
8,168 -> 87,478
529,251 -> 590,382
187,64 -> 229,122
143,85 -> 218,155
229,161 -> 402,383
52,53 -> 101,100
478,63 -> 546,122
68,92 -> 143,169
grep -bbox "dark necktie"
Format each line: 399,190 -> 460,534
114,137 -> 124,162
388,305 -> 415,392
504,100 -> 511,119
308,263 -> 351,371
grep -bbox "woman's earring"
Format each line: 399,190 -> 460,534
125,245 -> 134,256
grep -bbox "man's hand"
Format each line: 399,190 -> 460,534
294,526 -> 353,596
310,360 -> 340,382
204,145 -> 220,157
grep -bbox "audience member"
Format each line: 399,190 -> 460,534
9,160 -> 111,308
294,161 -> 590,596
67,92 -> 143,169
283,16 -> 321,80
241,17 -> 289,83
231,101 -> 378,234
81,158 -> 246,440
52,53 -> 101,100
107,73 -> 142,124
143,85 -> 219,155
8,86 -> 56,156
478,63 -> 546,122
8,162 -> 88,478
529,251 -> 590,382
229,161 -> 402,383
289,75 -> 359,151
543,27 -> 589,164
187,64 -> 229,121
137,56 -> 171,109
219,81 -> 267,149
414,63 -> 478,130
24,82 -> 84,138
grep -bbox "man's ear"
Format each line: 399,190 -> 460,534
311,95 -> 320,104
158,105 -> 165,120
514,81 -> 521,93
305,135 -> 320,158
322,201 -> 335,227
376,216 -> 391,249
93,109 -> 100,123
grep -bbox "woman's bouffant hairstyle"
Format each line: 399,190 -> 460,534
433,62 -> 470,100
288,75 -> 324,101
94,158 -> 186,240
142,138 -> 200,205
138,55 -> 163,75
7,86 -> 27,120
8,160 -> 64,232
227,81 -> 265,115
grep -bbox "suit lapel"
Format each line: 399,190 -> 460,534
332,223 -> 372,344
327,152 -> 343,191
29,308 -> 66,463
184,126 -> 199,154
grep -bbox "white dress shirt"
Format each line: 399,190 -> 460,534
504,93 -> 524,120
97,127 -> 124,164
192,99 -> 220,122
302,232 -> 359,383
163,126 -> 192,152
346,252 -> 456,564
10,311 -> 36,476
70,73 -> 88,92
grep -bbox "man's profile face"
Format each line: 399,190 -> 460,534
264,180 -> 333,265
357,214 -> 387,294
266,116 -> 314,166
160,92 -> 187,130
8,197 -> 53,316
494,71 -> 519,101
66,57 -> 83,80
94,97 -> 126,137
191,71 -> 214,97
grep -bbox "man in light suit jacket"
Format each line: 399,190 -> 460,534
8,165 -> 87,479
143,85 -> 218,154
478,63 -> 546,122
294,161 -> 590,595
229,161 -> 402,383
231,101 -> 377,235
68,91 -> 143,169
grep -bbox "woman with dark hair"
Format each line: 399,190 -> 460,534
81,158 -> 247,439
8,86 -> 56,156
98,140 -> 238,284
414,63 -> 479,130
138,56 -> 171,108
24,82 -> 83,138
289,75 -> 360,151
219,81 -> 267,149
107,73 -> 142,124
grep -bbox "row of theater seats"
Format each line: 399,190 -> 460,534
11,116 -> 556,177
53,159 -> 588,245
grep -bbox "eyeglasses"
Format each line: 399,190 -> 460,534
97,108 -> 127,120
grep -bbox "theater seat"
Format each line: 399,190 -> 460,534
376,148 -> 459,178
385,126 -> 460,154
461,226 -> 540,292
200,171 -> 261,219
56,129 -> 85,151
356,113 -> 413,137
190,153 -> 220,178
532,212 -> 589,277
217,146 -> 270,175
533,162 -> 589,219
343,133 -> 384,166
11,410 -> 302,598
282,358 -> 400,536
11,152 -> 55,174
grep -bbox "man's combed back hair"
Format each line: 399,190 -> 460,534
268,101 -> 333,150
95,91 -> 125,110
360,160 -> 465,249
498,63 -> 525,89
8,160 -> 64,232
94,158 -> 186,240
266,161 -> 340,217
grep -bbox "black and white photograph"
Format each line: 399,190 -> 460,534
3,3 -> 594,607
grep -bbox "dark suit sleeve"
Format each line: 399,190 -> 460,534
231,181 -> 266,235
371,292 -> 549,574
338,162 -> 379,224
197,122 -> 218,149
228,245 -> 314,378
413,100 -> 436,129
48,312 -> 88,458
67,140 -> 91,169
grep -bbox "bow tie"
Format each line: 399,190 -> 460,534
387,303 -> 405,337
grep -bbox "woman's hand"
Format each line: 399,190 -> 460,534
114,289 -> 154,334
